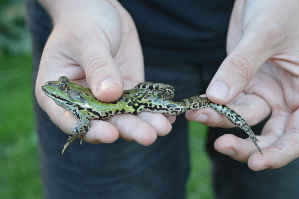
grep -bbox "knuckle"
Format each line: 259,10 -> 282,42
68,23 -> 106,46
225,54 -> 254,82
86,58 -> 111,73
67,24 -> 112,63
85,58 -> 112,85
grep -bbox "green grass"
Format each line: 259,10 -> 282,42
0,53 -> 42,199
187,122 -> 214,199
0,53 -> 213,198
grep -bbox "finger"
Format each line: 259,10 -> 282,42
80,120 -> 119,144
42,100 -> 79,134
46,3 -> 125,103
186,107 -> 228,127
214,134 -> 264,162
213,109 -> 287,164
71,32 -> 124,102
213,113 -> 283,162
213,113 -> 288,163
165,115 -> 176,124
107,114 -> 158,146
221,109 -> 289,170
248,110 -> 297,171
206,40 -> 271,104
36,25 -> 124,103
137,112 -> 173,136
206,8 -> 285,105
41,99 -> 120,144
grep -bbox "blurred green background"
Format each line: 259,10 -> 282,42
0,0 -> 213,198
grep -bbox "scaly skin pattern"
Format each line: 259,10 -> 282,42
42,76 -> 263,154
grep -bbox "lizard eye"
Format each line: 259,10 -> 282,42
58,82 -> 68,91
58,76 -> 69,91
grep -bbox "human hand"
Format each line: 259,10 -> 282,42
36,0 -> 173,147
186,0 -> 299,170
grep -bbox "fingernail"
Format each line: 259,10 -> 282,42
194,114 -> 208,123
96,138 -> 110,143
97,78 -> 119,94
254,166 -> 269,171
219,148 -> 236,156
207,81 -> 229,100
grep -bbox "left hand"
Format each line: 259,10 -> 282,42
186,0 -> 299,171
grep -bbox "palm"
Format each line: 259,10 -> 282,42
246,61 -> 299,167
212,0 -> 299,169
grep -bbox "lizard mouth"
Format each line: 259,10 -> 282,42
41,83 -> 50,96
41,82 -> 58,100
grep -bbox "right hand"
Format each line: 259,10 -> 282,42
36,0 -> 174,146
186,0 -> 299,170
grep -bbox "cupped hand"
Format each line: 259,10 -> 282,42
36,0 -> 173,147
186,0 -> 299,170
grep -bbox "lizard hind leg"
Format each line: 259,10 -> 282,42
135,82 -> 175,99
209,103 -> 263,154
62,133 -> 76,154
243,126 -> 263,155
181,96 -> 211,110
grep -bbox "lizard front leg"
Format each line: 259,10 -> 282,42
62,113 -> 91,154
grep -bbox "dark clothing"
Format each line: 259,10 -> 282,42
119,0 -> 235,63
26,0 -> 234,63
26,0 -> 299,198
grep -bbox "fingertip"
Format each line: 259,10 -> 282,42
248,151 -> 270,171
248,146 -> 292,171
186,108 -> 230,127
107,114 -> 158,146
83,55 -> 124,102
137,112 -> 173,136
215,134 -> 261,162
206,45 -> 266,104
96,77 -> 123,102
214,134 -> 238,155
82,120 -> 119,144
135,130 -> 157,146
193,113 -> 209,124
247,146 -> 280,171
185,110 -> 208,123
207,80 -> 230,102
165,115 -> 176,125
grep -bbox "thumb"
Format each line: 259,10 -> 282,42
75,37 -> 124,103
206,0 -> 292,104
206,37 -> 271,104
83,49 -> 124,103
38,0 -> 125,103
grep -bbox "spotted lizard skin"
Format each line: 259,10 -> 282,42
42,77 -> 262,154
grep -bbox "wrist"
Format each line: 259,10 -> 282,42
37,0 -> 115,25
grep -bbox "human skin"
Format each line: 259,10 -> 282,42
37,0 -> 299,170
36,0 -> 174,146
186,0 -> 299,171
